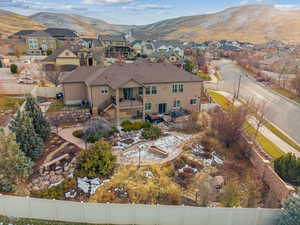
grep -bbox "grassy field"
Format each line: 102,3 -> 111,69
0,216 -> 109,225
214,72 -> 222,81
197,72 -> 212,81
263,120 -> 300,152
271,87 -> 300,104
46,100 -> 88,114
0,96 -> 24,110
207,90 -> 285,159
207,90 -> 232,110
245,122 -> 285,159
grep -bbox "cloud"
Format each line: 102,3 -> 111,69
83,0 -> 136,4
0,0 -> 87,11
122,4 -> 174,11
274,4 -> 299,10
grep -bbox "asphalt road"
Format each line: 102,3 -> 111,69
210,59 -> 300,144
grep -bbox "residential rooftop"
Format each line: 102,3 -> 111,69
62,62 -> 203,89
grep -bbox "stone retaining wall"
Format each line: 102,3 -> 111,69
47,109 -> 91,125
241,135 -> 295,201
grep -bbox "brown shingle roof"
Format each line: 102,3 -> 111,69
62,63 -> 203,89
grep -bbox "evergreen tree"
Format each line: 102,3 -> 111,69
24,96 -> 51,141
274,153 -> 300,186
0,129 -> 32,192
9,110 -> 44,161
75,141 -> 116,178
0,60 -> 3,68
277,193 -> 300,225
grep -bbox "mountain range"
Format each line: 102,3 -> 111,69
1,4 -> 300,44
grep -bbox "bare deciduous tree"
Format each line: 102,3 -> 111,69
290,74 -> 300,97
45,66 -> 62,87
251,101 -> 269,138
210,104 -> 251,148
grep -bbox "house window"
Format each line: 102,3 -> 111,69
138,87 -> 143,95
178,84 -> 183,92
173,100 -> 181,108
146,87 -> 151,95
151,86 -> 157,94
172,84 -> 183,93
190,99 -> 197,105
172,84 -> 178,93
101,87 -> 109,95
145,103 -> 152,111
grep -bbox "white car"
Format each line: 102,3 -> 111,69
17,77 -> 36,84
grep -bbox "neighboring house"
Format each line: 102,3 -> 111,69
148,51 -> 184,67
62,62 -> 203,125
105,46 -> 135,59
79,38 -> 102,49
26,30 -> 57,55
9,30 -> 36,39
99,35 -> 127,48
152,40 -> 184,57
42,44 -> 103,71
0,56 -> 10,67
130,40 -> 155,56
44,28 -> 78,41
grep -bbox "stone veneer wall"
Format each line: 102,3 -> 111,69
47,109 -> 91,125
241,135 -> 295,201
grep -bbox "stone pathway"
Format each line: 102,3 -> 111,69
55,126 -> 87,149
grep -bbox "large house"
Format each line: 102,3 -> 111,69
62,63 -> 203,125
42,44 -> 103,71
44,28 -> 78,41
99,35 -> 127,48
26,30 -> 57,55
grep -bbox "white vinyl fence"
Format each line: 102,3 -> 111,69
0,195 -> 281,225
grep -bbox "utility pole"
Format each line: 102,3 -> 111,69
236,73 -> 242,99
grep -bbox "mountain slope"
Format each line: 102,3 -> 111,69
30,12 -> 134,36
0,9 -> 45,37
132,5 -> 300,44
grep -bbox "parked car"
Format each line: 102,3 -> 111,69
145,114 -> 165,124
17,77 -> 36,84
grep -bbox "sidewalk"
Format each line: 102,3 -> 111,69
213,90 -> 300,157
55,126 -> 87,149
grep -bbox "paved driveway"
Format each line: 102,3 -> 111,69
210,59 -> 300,144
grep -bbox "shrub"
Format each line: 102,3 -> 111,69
46,49 -> 53,56
122,123 -> 133,132
277,192 -> 300,225
84,119 -> 112,140
72,130 -> 84,138
38,178 -> 76,200
75,141 -> 116,178
0,179 -> 14,193
121,120 -> 132,127
84,132 -> 101,143
142,121 -> 152,129
274,153 -> 300,185
131,121 -> 143,130
10,64 -> 18,74
122,121 -> 144,131
112,126 -> 119,133
141,126 -> 162,140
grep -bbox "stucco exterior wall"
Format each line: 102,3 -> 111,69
90,85 -> 115,110
63,82 -> 87,105
144,82 -> 202,113
56,58 -> 80,66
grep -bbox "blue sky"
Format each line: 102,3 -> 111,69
0,0 -> 299,25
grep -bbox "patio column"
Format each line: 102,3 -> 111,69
142,86 -> 145,121
116,88 -> 120,126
